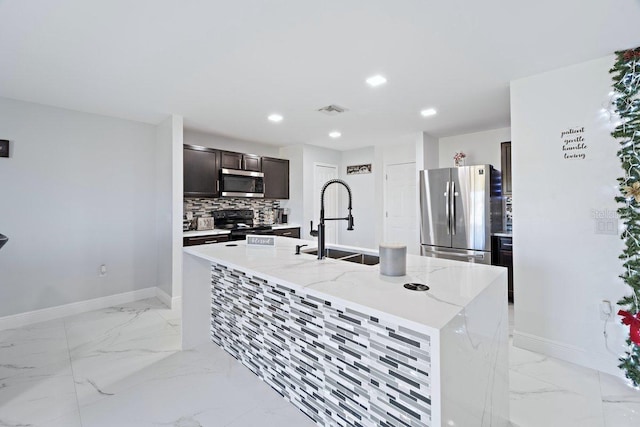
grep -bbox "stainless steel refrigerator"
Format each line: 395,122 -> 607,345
419,165 -> 502,265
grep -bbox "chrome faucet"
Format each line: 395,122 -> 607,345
310,179 -> 354,260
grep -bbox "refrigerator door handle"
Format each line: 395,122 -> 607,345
451,180 -> 456,235
428,249 -> 485,260
445,181 -> 450,235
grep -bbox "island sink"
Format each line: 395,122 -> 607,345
302,247 -> 380,265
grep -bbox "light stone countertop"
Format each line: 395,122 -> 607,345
183,237 -> 506,333
270,223 -> 301,230
183,224 -> 300,238
183,229 -> 231,237
492,232 -> 513,238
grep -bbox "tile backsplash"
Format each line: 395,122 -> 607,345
184,198 -> 281,230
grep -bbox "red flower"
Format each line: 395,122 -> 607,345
619,310 -> 640,346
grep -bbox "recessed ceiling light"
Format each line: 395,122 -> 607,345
268,114 -> 283,123
366,75 -> 387,87
420,108 -> 437,117
329,131 -> 342,139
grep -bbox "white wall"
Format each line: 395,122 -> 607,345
511,56 -> 627,376
438,127 -> 511,169
184,129 -> 281,157
0,98 -> 160,317
155,115 -> 183,304
338,147 -> 376,249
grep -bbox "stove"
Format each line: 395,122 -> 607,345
212,209 -> 272,240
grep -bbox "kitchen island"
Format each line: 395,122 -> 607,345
182,237 -> 509,426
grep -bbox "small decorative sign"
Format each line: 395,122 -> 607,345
560,126 -> 587,160
346,164 -> 372,175
0,140 -> 9,158
246,235 -> 276,247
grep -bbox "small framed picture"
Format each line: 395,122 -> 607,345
346,164 -> 372,175
0,140 -> 9,158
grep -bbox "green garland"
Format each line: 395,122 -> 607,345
611,46 -> 640,387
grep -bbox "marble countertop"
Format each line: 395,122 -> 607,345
183,237 -> 506,332
183,224 -> 300,238
492,231 -> 513,238
183,229 -> 231,237
270,223 -> 301,230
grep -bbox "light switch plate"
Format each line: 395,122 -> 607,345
0,140 -> 9,158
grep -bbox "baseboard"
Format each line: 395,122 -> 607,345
513,330 -> 624,378
171,295 -> 182,311
0,287 -> 157,330
155,287 -> 181,310
155,287 -> 172,307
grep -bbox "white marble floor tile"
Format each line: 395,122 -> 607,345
5,297 -> 640,426
64,298 -> 181,406
599,372 -> 640,427
157,304 -> 182,332
77,343 -> 315,427
0,374 -> 81,427
0,319 -> 81,427
510,345 -> 602,395
509,369 -> 604,427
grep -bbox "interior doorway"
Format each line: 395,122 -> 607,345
383,162 -> 418,254
313,163 -> 339,245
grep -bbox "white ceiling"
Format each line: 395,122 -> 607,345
1,0 -> 639,150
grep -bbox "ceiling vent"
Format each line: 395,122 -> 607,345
317,104 -> 349,116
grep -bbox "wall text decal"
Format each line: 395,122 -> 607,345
561,126 -> 587,160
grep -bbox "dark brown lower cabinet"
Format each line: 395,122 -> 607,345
492,236 -> 513,302
183,234 -> 230,246
271,227 -> 300,238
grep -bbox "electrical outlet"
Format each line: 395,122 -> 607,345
99,264 -> 107,277
600,300 -> 613,320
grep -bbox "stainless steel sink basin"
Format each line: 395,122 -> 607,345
302,248 -> 380,266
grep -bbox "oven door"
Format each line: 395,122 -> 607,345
220,169 -> 264,198
230,228 -> 273,241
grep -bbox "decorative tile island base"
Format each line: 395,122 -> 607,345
183,238 -> 509,426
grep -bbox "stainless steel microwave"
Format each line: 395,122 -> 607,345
220,169 -> 265,198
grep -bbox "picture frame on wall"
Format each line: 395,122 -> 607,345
0,140 -> 9,158
346,164 -> 372,175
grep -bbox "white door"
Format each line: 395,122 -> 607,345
314,163 -> 338,245
384,162 -> 418,254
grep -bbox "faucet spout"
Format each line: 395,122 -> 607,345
314,179 -> 355,260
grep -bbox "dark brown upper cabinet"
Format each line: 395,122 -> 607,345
501,141 -> 512,195
220,151 -> 262,172
184,144 -> 220,198
262,157 -> 290,199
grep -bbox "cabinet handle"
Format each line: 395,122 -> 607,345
239,158 -> 242,169
216,181 -> 219,192
204,240 -> 218,244
282,232 -> 292,236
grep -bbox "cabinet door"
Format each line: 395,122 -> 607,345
183,234 -> 230,246
243,154 -> 262,172
184,145 -> 220,198
273,227 -> 300,238
262,157 -> 289,199
220,151 -> 243,170
501,142 -> 512,195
